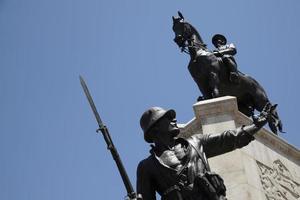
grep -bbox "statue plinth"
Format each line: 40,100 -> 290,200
180,96 -> 300,200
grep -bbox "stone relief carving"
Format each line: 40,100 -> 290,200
256,159 -> 300,200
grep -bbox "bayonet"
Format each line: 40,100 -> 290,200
79,76 -> 141,200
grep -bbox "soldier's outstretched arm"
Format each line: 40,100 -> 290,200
198,104 -> 275,158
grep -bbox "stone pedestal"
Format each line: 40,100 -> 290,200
180,96 -> 300,200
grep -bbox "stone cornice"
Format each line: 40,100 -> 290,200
180,96 -> 300,165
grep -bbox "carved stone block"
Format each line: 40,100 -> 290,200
180,96 -> 300,200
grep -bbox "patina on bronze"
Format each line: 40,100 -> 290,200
137,105 -> 275,200
172,11 -> 282,134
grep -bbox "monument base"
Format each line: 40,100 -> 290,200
180,96 -> 300,200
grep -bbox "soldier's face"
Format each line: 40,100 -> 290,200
155,115 -> 180,138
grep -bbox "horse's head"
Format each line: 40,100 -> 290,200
172,11 -> 206,51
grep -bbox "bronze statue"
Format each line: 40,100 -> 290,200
137,105 -> 275,200
172,12 -> 282,134
211,34 -> 239,84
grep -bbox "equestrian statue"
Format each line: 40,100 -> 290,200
172,11 -> 283,134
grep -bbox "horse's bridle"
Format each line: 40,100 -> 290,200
174,22 -> 206,55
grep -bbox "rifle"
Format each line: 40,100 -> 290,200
79,76 -> 142,200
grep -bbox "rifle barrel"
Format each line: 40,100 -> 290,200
79,76 -> 136,199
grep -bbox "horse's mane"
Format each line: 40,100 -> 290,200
184,22 -> 205,46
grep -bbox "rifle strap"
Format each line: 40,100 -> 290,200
187,139 -> 211,172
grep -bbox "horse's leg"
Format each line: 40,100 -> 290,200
208,71 -> 220,98
270,107 -> 283,133
192,76 -> 212,101
274,111 -> 283,132
252,90 -> 283,134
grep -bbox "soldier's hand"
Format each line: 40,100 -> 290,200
252,103 -> 277,128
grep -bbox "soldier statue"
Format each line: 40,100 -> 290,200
137,105 -> 274,200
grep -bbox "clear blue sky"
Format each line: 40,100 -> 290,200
1,0 -> 299,199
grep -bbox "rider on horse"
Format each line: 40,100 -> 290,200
172,11 -> 283,134
212,34 -> 240,84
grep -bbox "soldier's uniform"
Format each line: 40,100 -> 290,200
137,128 -> 254,200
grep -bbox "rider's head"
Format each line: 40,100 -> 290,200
212,34 -> 227,48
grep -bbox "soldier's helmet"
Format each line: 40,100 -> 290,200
212,34 -> 227,48
140,107 -> 176,143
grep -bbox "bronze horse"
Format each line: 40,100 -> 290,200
172,12 -> 282,134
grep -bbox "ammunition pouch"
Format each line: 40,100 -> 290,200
194,172 -> 227,200
162,185 -> 183,200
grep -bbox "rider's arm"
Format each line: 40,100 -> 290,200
220,43 -> 236,55
213,43 -> 237,56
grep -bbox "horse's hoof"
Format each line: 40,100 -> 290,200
268,119 -> 280,135
197,96 -> 205,102
278,120 -> 285,133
